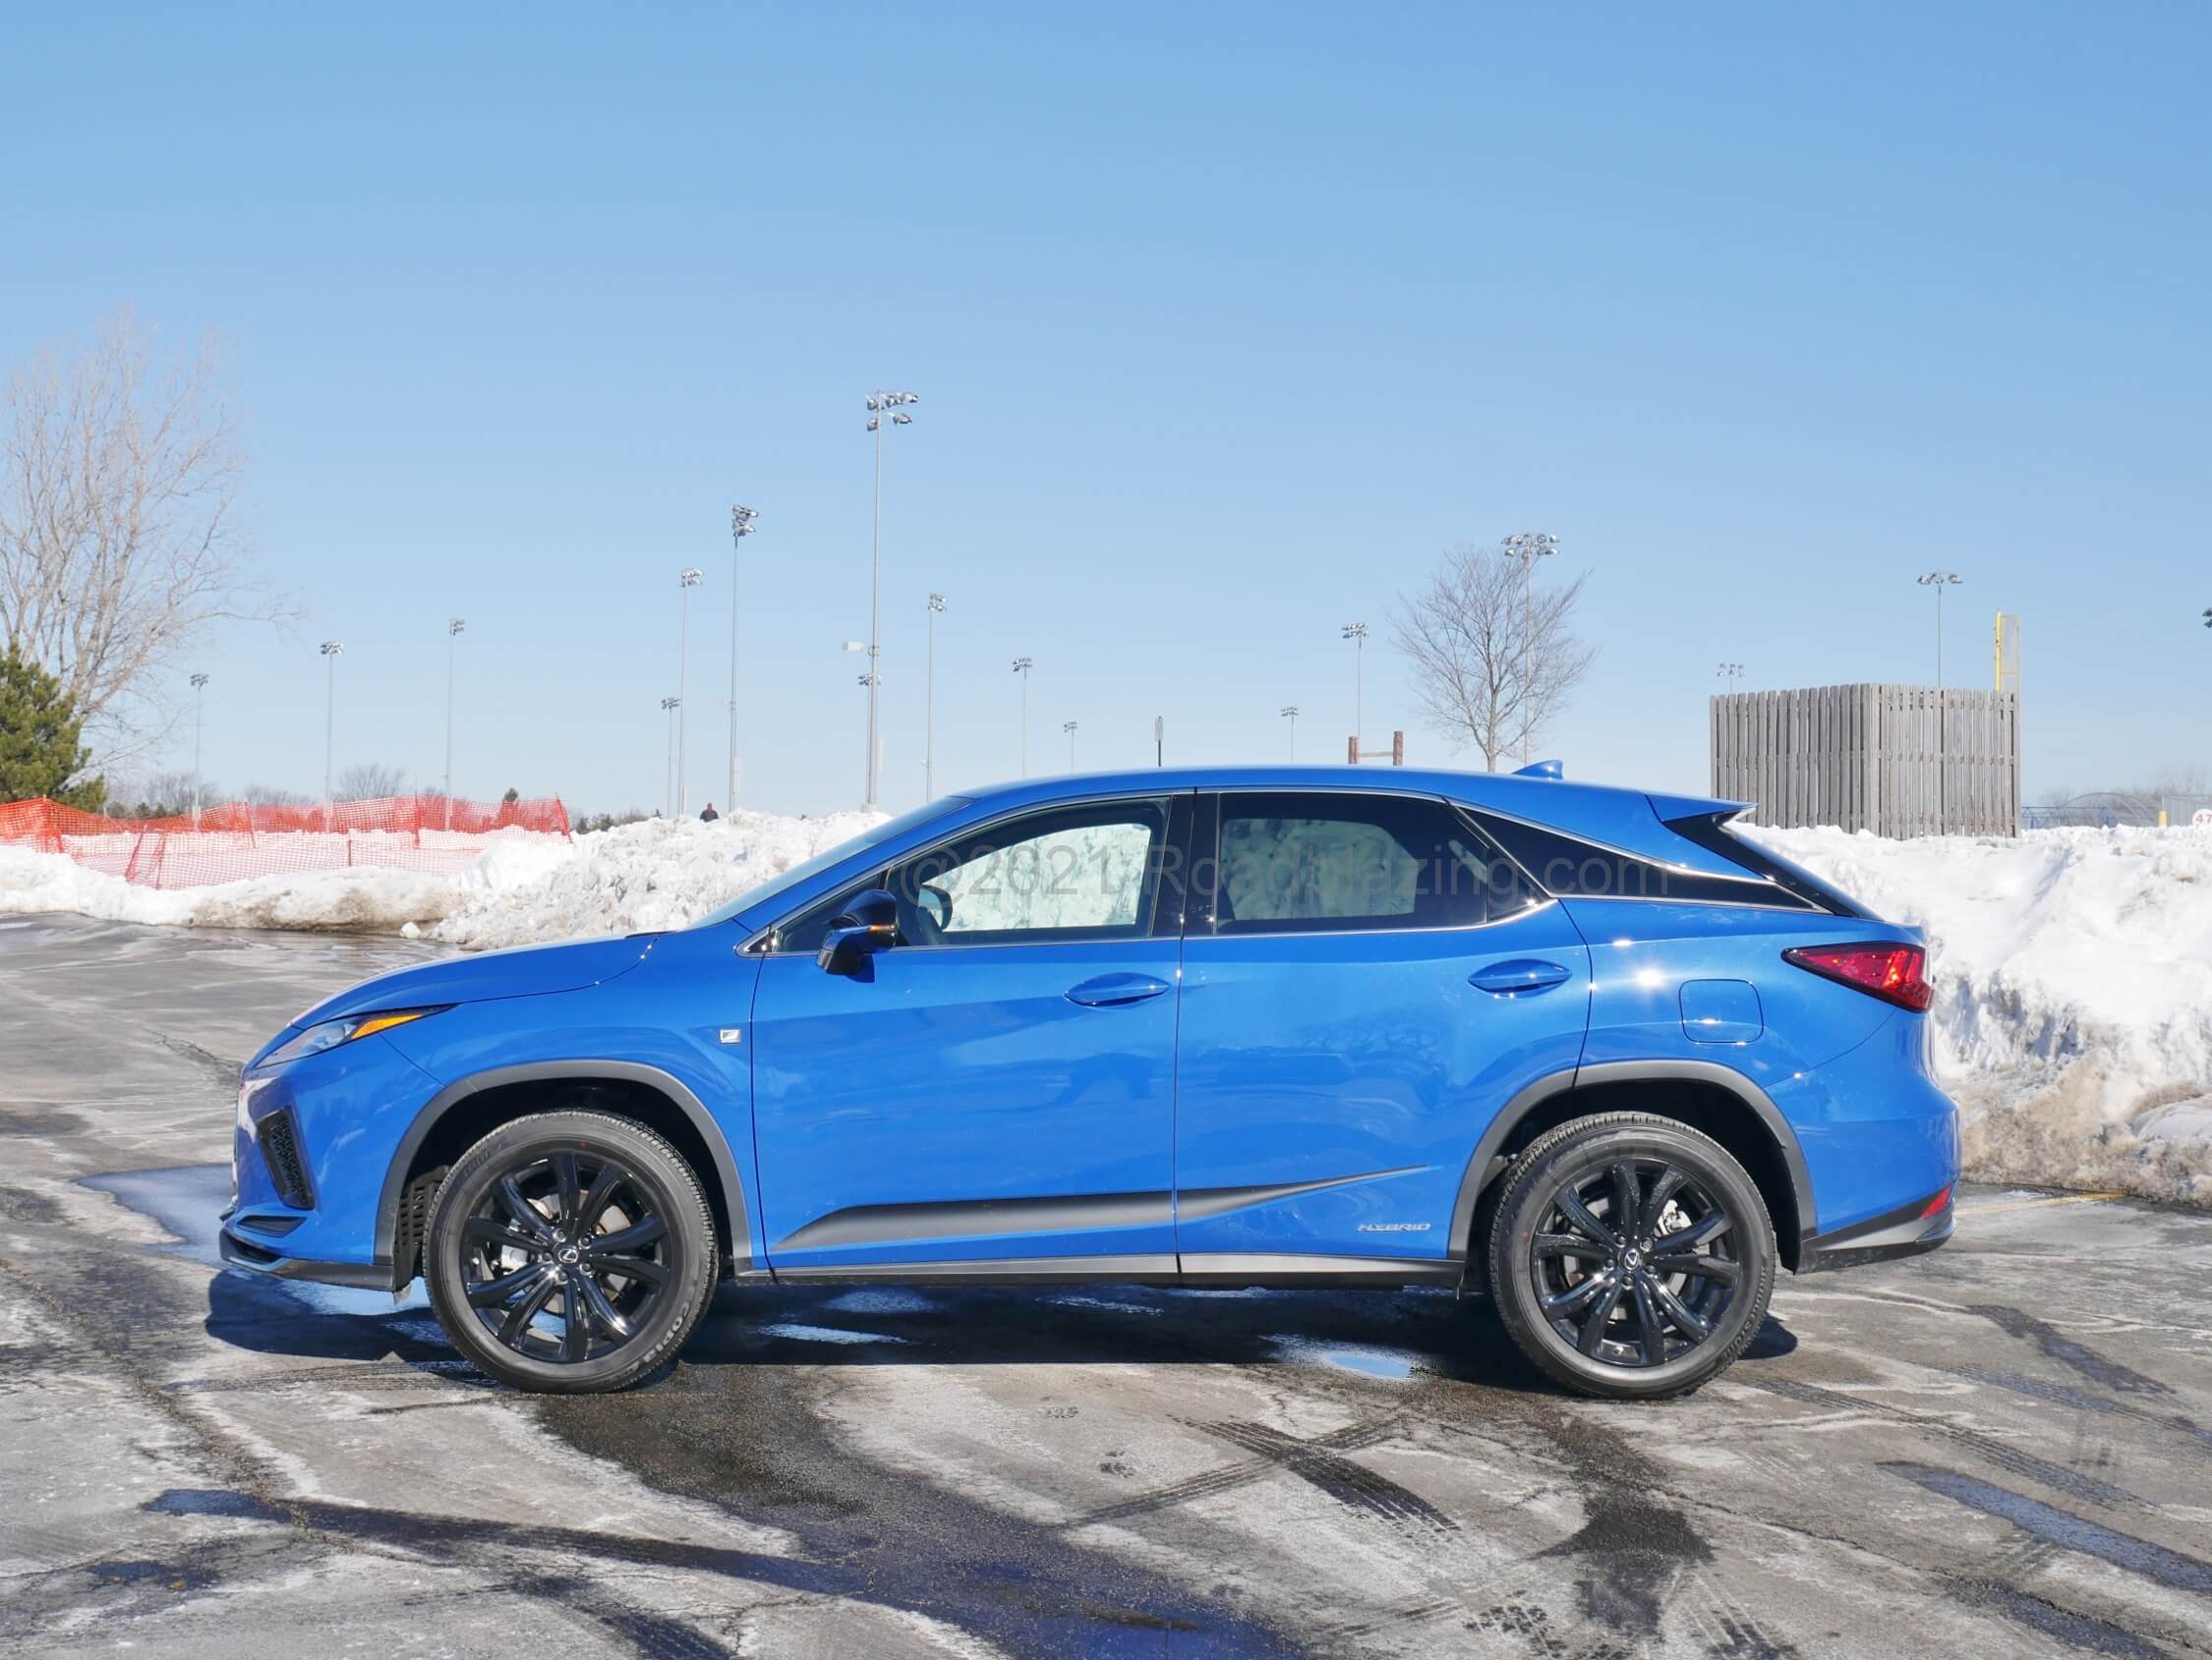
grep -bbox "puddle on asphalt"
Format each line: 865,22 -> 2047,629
81,1164 -> 428,1317
755,1322 -> 908,1346
1264,1334 -> 1424,1380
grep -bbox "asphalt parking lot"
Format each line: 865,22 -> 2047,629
4,912 -> 2210,1659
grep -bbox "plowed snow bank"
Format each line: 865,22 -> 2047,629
1744,824 -> 2212,1205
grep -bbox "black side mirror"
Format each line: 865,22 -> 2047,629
816,887 -> 900,974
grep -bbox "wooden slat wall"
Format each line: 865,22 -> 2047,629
1709,684 -> 2019,837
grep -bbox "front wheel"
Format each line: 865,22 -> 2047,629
425,1110 -> 718,1393
1487,1113 -> 1775,1401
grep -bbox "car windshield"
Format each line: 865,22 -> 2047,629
688,797 -> 969,930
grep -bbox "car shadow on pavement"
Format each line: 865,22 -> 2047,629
204,1267 -> 1797,1395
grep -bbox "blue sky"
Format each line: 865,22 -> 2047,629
5,4 -> 2205,815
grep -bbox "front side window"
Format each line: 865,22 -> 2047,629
776,798 -> 1173,950
1210,792 -> 1538,934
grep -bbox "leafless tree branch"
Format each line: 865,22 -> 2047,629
0,312 -> 290,763
1390,542 -> 1597,771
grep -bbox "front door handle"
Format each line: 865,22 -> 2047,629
1470,958 -> 1573,996
1065,973 -> 1172,1007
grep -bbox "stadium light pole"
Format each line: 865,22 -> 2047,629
925,593 -> 946,799
319,641 -> 344,810
1063,719 -> 1078,772
864,390 -> 918,809
676,567 -> 704,816
1281,704 -> 1299,760
189,673 -> 208,825
1918,571 -> 1962,688
1717,661 -> 1745,686
1340,622 -> 1368,748
1012,657 -> 1034,776
443,618 -> 465,824
1500,532 -> 1559,761
728,504 -> 757,811
660,697 -> 680,819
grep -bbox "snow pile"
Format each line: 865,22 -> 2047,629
0,809 -> 883,944
1744,824 -> 2212,1205
434,809 -> 883,950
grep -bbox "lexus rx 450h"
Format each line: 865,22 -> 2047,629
219,766 -> 1957,1400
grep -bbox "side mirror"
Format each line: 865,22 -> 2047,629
816,887 -> 900,974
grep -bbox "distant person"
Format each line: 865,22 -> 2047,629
698,803 -> 720,823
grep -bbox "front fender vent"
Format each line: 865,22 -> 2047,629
257,1108 -> 315,1210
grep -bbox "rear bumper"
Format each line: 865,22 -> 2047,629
218,1225 -> 399,1291
1798,1187 -> 1954,1274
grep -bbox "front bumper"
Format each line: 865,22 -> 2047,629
1798,1186 -> 1955,1274
218,1224 -> 402,1290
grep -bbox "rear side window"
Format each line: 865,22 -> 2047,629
1469,809 -> 1820,911
1210,793 -> 1539,934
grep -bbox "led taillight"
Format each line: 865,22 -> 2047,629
1782,943 -> 1933,1012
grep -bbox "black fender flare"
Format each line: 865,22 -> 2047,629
373,1060 -> 753,1275
1444,1059 -> 1816,1265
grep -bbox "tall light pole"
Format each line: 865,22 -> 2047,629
1012,657 -> 1034,776
189,673 -> 208,823
728,504 -> 756,810
443,618 -> 465,817
864,390 -> 918,809
1500,532 -> 1559,762
1063,719 -> 1078,771
1341,622 -> 1368,747
660,697 -> 680,818
676,567 -> 704,815
1281,704 -> 1299,760
925,593 -> 946,799
1717,661 -> 1745,687
319,641 -> 344,808
1918,572 -> 1962,687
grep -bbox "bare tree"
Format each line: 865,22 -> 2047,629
334,761 -> 408,801
1391,543 -> 1597,771
0,313 -> 286,758
241,781 -> 311,807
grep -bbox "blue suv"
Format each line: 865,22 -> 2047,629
219,767 -> 1957,1400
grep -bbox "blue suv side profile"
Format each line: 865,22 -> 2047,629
218,767 -> 1958,1400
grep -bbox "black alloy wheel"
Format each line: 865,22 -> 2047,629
426,1111 -> 718,1393
1488,1113 -> 1775,1401
461,1148 -> 671,1365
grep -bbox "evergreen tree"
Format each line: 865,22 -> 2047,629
0,650 -> 105,809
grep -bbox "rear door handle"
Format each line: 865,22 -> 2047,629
1470,958 -> 1573,996
1065,973 -> 1172,1007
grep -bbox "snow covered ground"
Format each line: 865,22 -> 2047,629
4,810 -> 2207,1205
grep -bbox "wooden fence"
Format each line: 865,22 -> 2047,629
1710,684 -> 2019,837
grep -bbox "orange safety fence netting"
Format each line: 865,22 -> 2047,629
0,794 -> 570,889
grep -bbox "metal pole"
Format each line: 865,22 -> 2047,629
1936,584 -> 1945,690
190,673 -> 207,826
925,594 -> 944,798
867,424 -> 882,809
676,569 -> 702,817
319,642 -> 343,811
1013,658 -> 1033,776
1064,720 -> 1077,771
728,506 -> 755,810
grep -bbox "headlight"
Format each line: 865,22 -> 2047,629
261,1006 -> 446,1068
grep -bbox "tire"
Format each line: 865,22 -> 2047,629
1487,1113 -> 1775,1401
425,1110 -> 718,1394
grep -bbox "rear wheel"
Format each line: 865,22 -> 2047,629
425,1110 -> 717,1393
1487,1113 -> 1775,1401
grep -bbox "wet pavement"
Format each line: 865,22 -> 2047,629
3,911 -> 2210,1658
